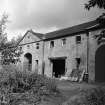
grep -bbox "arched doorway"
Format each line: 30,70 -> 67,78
95,45 -> 105,82
24,53 -> 32,71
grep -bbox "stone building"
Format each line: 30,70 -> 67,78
17,30 -> 44,74
17,19 -> 105,82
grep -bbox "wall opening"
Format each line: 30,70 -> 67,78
24,53 -> 32,71
75,58 -> 81,69
35,60 -> 38,73
95,45 -> 105,82
51,58 -> 65,78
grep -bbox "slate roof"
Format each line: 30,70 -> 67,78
17,19 -> 104,45
29,29 -> 44,39
45,20 -> 99,40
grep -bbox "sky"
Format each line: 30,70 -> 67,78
0,0 -> 104,40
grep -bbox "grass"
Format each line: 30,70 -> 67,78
57,80 -> 105,105
38,80 -> 104,105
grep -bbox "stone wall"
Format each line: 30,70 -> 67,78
44,33 -> 88,77
16,28 -> 105,82
18,41 -> 43,73
18,31 -> 43,74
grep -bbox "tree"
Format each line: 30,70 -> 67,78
85,0 -> 105,27
0,14 -> 8,45
10,34 -> 23,45
0,14 -> 22,65
85,0 -> 105,10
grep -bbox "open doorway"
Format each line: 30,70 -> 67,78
24,53 -> 32,71
95,45 -> 105,82
51,58 -> 66,78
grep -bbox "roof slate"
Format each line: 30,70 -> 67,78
17,19 -> 102,46
29,30 -> 44,39
45,20 -> 99,40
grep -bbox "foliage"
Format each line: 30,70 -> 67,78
0,14 -> 22,65
94,29 -> 105,44
0,69 -> 58,105
10,34 -> 23,45
85,0 -> 105,10
85,0 -> 105,27
0,13 -> 8,45
1,43 -> 23,65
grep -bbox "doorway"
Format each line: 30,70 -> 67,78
51,59 -> 65,78
95,45 -> 105,82
24,53 -> 32,71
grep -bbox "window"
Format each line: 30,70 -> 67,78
35,60 -> 38,74
75,58 -> 81,69
36,43 -> 39,49
62,38 -> 66,46
50,41 -> 54,48
28,36 -> 30,39
36,60 -> 38,65
27,45 -> 30,48
20,46 -> 22,50
76,35 -> 81,44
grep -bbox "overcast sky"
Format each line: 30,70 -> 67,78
0,0 -> 104,40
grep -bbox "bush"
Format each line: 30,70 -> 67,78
0,68 -> 58,105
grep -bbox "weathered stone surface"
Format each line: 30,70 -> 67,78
11,26 -> 105,82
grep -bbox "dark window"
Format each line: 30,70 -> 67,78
35,60 -> 38,74
36,43 -> 39,49
75,58 -> 81,69
62,38 -> 66,45
50,41 -> 54,48
36,60 -> 38,65
27,45 -> 30,48
20,46 -> 22,50
76,36 -> 81,44
28,36 -> 30,38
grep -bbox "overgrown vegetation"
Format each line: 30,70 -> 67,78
0,67 -> 105,105
62,87 -> 105,105
85,0 -> 105,27
0,13 -> 22,65
0,68 -> 58,105
85,0 -> 105,10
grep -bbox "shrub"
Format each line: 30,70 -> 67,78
45,78 -> 58,93
0,68 -> 58,105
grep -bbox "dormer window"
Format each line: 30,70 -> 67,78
76,35 -> 81,44
50,41 -> 54,48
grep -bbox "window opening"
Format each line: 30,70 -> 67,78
50,41 -> 54,48
76,36 -> 81,44
62,38 -> 66,45
36,43 -> 39,49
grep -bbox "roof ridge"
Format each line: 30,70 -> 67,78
28,29 -> 43,35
